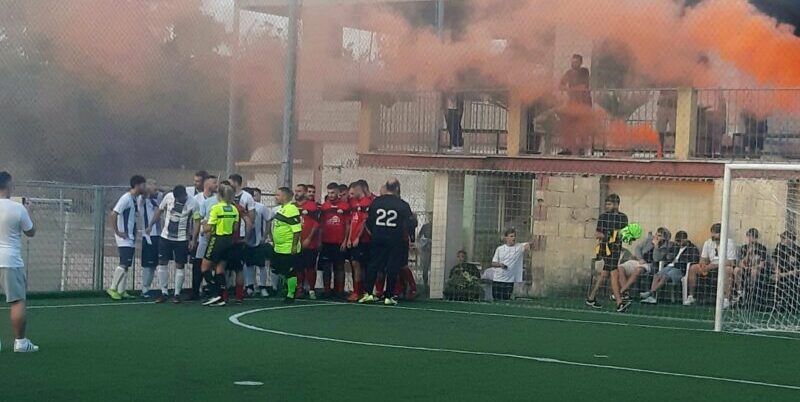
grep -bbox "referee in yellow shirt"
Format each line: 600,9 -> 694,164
272,187 -> 302,303
201,183 -> 239,307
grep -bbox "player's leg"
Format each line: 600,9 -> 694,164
360,244 -> 384,303
108,247 -> 134,300
383,246 -> 404,305
686,264 -> 700,302
304,250 -> 318,299
172,241 -> 189,303
140,238 -> 158,298
243,246 -> 256,297
156,239 -> 173,303
333,258 -> 346,298
258,255 -> 270,297
586,261 -> 608,307
2,267 -> 38,352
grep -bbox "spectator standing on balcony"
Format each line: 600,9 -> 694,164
734,228 -> 768,303
685,223 -> 737,307
655,90 -> 678,158
586,194 -> 630,312
443,92 -> 464,153
0,171 -> 38,352
559,54 -> 592,155
640,231 -> 700,304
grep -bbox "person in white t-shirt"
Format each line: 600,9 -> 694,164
0,171 -> 38,352
190,175 -> 218,300
138,179 -> 163,298
107,175 -> 147,301
490,228 -> 534,301
685,223 -> 737,307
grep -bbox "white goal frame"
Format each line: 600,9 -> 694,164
716,163 -> 800,332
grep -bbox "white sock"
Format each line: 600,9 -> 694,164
174,269 -> 185,297
226,270 -> 235,288
141,267 -> 155,293
157,265 -> 169,295
269,271 -> 280,289
110,266 -> 126,290
244,265 -> 256,287
258,266 -> 268,287
116,268 -> 128,293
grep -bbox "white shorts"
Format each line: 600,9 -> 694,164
0,267 -> 27,303
620,260 -> 651,276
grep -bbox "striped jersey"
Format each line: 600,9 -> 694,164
113,192 -> 138,247
140,192 -> 163,238
247,202 -> 275,248
159,192 -> 199,242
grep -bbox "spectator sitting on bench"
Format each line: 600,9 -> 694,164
617,227 -> 672,301
734,228 -> 768,304
773,231 -> 800,311
640,231 -> 700,304
444,250 -> 482,301
685,223 -> 738,307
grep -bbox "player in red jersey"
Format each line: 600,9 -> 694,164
319,182 -> 350,298
346,180 -> 373,302
294,184 -> 320,299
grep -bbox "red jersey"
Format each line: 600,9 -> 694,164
349,195 -> 373,244
320,199 -> 350,245
297,199 -> 320,250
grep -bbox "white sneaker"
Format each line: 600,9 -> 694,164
639,291 -> 651,299
641,296 -> 657,304
14,339 -> 39,353
308,290 -> 317,300
202,296 -> 222,306
683,295 -> 696,306
246,287 -> 254,297
260,288 -> 269,298
723,298 -> 731,309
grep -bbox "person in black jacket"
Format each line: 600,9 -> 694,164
640,231 -> 700,304
773,231 -> 800,311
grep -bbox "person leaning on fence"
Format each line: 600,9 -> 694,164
490,229 -> 534,301
0,171 -> 39,352
640,231 -> 700,304
444,250 -> 482,301
107,175 -> 147,301
617,227 -> 673,301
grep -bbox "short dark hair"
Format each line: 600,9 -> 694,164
194,170 -> 209,179
385,179 -> 401,194
605,194 -> 620,205
0,171 -> 11,190
711,223 -> 722,234
295,184 -> 308,190
277,187 -> 292,197
130,175 -> 146,188
205,175 -> 217,182
228,174 -> 243,185
326,182 -> 339,191
457,250 -> 467,257
504,228 -> 517,237
243,187 -> 254,196
746,228 -> 759,238
572,53 -> 583,61
357,179 -> 369,190
173,185 -> 187,199
307,184 -> 316,190
338,184 -> 349,192
675,231 -> 689,241
220,180 -> 231,187
349,182 -> 359,190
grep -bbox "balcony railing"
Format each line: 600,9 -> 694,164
364,88 -> 800,161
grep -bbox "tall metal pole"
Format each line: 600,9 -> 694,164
279,0 -> 300,189
714,165 -> 733,332
435,0 -> 445,153
436,0 -> 445,38
226,0 -> 241,177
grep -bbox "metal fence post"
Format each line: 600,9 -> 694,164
92,186 -> 106,290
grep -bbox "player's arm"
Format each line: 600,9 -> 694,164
203,206 -> 218,235
22,204 -> 35,237
192,210 -> 203,247
490,247 -> 506,269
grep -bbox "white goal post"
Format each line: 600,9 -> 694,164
716,163 -> 800,333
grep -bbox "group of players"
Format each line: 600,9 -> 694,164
106,171 -> 419,307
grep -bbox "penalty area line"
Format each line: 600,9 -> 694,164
229,304 -> 800,392
0,301 -> 154,310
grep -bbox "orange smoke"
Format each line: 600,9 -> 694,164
603,120 -> 660,151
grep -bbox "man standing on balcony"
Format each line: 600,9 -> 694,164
0,171 -> 38,352
559,54 -> 592,155
443,92 -> 464,153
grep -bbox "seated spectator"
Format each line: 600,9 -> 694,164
490,229 -> 533,301
773,231 -> 800,311
640,231 -> 700,304
617,228 -> 673,300
685,223 -> 737,307
443,250 -> 482,301
734,228 -> 768,303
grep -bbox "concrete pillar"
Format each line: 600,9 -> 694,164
462,175 -> 477,258
430,173 -> 465,299
675,87 -> 698,160
506,95 -> 528,156
358,98 -> 379,154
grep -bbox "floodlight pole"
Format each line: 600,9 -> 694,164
279,0 -> 300,189
226,0 -> 241,177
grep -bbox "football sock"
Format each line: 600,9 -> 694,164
157,265 -> 169,295
116,268 -> 128,294
287,277 -> 298,298
141,267 -> 155,294
258,266 -> 268,287
305,268 -> 317,291
174,269 -> 185,297
110,266 -> 126,290
244,265 -> 256,288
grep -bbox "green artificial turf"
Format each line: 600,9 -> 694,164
0,298 -> 798,401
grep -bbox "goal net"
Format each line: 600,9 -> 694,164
718,164 -> 800,333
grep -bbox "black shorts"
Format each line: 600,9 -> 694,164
298,249 -> 319,270
599,246 -> 622,272
159,239 -> 189,264
141,237 -> 160,267
118,247 -> 135,268
244,244 -> 269,267
319,243 -> 346,267
226,243 -> 245,272
272,252 -> 296,277
204,235 -> 234,264
368,242 -> 405,275
349,243 -> 370,264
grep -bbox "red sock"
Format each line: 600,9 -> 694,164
222,288 -> 229,302
401,267 -> 417,292
305,268 -> 317,291
394,275 -> 404,297
353,281 -> 362,295
235,284 -> 244,301
296,271 -> 305,291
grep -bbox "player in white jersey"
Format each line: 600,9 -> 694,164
139,179 -> 163,298
147,186 -> 199,303
107,175 -> 147,301
190,175 -> 217,300
243,188 -> 275,297
186,170 -> 208,198
228,174 -> 255,303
